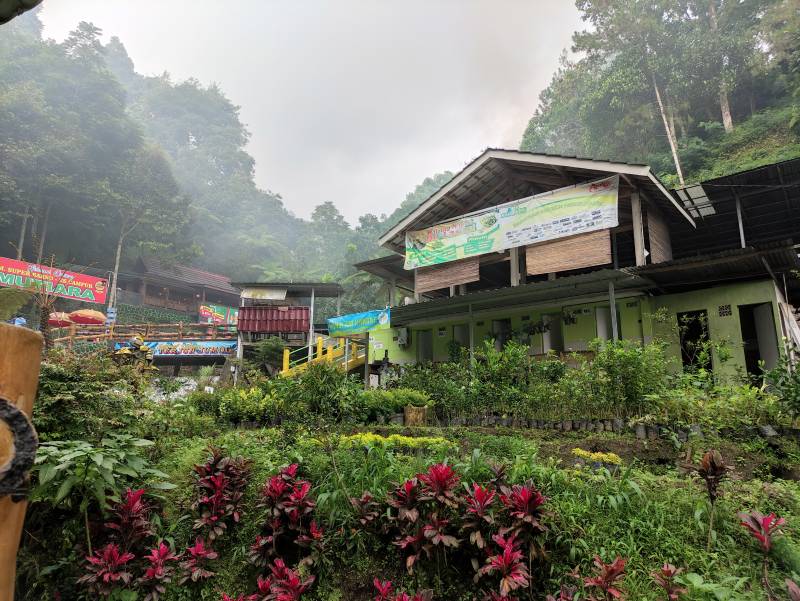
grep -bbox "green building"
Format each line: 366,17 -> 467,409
357,150 -> 800,379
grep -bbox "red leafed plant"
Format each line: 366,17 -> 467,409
77,543 -> 136,596
499,483 -> 547,531
104,488 -> 154,553
786,579 -> 800,601
350,491 -> 381,528
651,563 -> 686,600
478,534 -> 530,597
387,478 -> 421,524
740,510 -> 786,600
463,483 -> 497,549
265,558 -> 315,601
221,594 -> 258,601
584,556 -> 626,601
372,579 -> 432,601
180,537 -> 218,584
739,510 -> 785,553
139,542 -> 181,601
192,448 -> 252,541
251,465 -> 321,569
418,463 -> 460,508
393,528 -> 427,574
422,515 -> 460,549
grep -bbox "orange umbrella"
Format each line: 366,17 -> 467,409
69,309 -> 107,325
48,312 -> 73,328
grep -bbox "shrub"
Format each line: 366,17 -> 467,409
290,362 -> 363,422
189,390 -> 223,418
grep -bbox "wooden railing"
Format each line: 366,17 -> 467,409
52,322 -> 237,347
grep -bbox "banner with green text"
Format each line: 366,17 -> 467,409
404,175 -> 619,270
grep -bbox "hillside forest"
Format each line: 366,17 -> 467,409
1,1 -> 799,315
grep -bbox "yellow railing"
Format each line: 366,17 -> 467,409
281,336 -> 366,376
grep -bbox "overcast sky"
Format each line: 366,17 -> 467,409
40,1 -> 582,223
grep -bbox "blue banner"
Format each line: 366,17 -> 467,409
327,308 -> 390,337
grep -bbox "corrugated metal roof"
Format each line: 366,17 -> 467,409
230,282 -> 343,297
237,306 -> 310,333
378,148 -> 691,253
139,257 -> 238,295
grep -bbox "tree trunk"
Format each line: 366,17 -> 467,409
109,225 -> 126,310
708,1 -> 733,132
719,85 -> 734,132
15,210 -> 29,260
652,73 -> 685,187
34,201 -> 52,265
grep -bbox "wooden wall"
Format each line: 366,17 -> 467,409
415,257 -> 480,293
646,203 -> 673,263
525,229 -> 612,275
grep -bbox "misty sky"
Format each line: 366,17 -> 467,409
40,1 -> 582,223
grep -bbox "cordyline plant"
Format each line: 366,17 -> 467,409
463,483 -> 496,549
263,558 -> 315,601
787,579 -> 800,601
651,563 -> 686,600
418,463 -> 460,508
77,542 -> 136,596
739,510 -> 786,600
180,537 -> 218,584
387,478 -> 421,524
350,491 -> 381,530
477,534 -> 530,597
584,556 -> 626,601
372,578 -> 433,601
250,464 -> 323,569
139,542 -> 181,601
192,447 -> 252,541
105,488 -> 154,553
688,450 -> 727,550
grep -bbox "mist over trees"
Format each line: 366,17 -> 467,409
2,2 -> 799,315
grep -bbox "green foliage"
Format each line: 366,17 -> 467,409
116,302 -> 192,325
0,288 -> 30,320
32,433 -> 173,512
34,352 -> 139,442
253,336 -> 286,368
359,388 -> 432,421
765,355 -> 800,420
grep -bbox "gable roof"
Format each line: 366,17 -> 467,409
379,148 -> 695,253
138,257 -> 238,296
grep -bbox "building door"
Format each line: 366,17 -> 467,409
596,305 -> 622,341
738,303 -> 779,374
416,329 -> 433,363
542,313 -> 563,353
491,318 -> 512,350
677,310 -> 709,370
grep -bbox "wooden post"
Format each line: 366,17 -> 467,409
0,323 -> 42,601
631,190 -> 646,266
608,281 -> 619,341
735,191 -> 746,248
510,247 -> 520,286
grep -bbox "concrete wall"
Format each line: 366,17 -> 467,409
372,279 -> 782,379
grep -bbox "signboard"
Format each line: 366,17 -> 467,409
199,303 -> 239,324
114,340 -> 237,356
327,308 -> 390,337
0,257 -> 108,304
404,175 -> 619,269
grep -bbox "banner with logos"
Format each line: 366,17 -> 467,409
327,308 -> 390,337
0,257 -> 108,304
114,340 -> 237,356
199,303 -> 239,324
404,175 -> 619,269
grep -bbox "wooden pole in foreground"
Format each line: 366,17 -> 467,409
0,323 -> 42,601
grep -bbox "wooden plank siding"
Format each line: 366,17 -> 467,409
415,257 -> 480,293
525,229 -> 612,275
646,203 -> 673,263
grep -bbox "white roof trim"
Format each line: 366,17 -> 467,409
379,149 -> 695,248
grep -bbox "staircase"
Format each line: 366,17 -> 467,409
281,336 -> 366,377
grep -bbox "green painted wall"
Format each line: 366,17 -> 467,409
649,279 -> 781,381
373,279 -> 782,378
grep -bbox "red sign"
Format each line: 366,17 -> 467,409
0,257 -> 108,304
